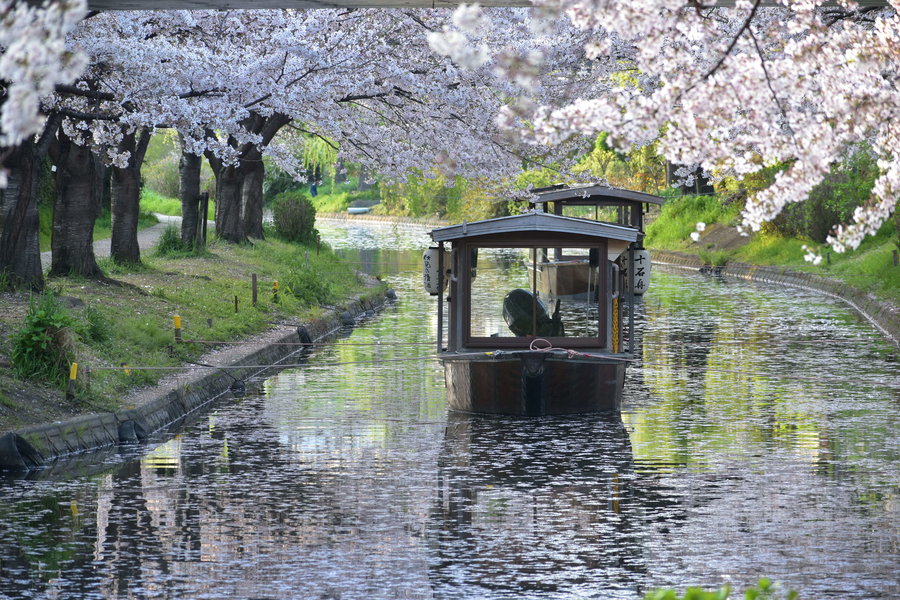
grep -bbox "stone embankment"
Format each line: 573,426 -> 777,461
319,212 -> 449,228
653,250 -> 900,346
0,288 -> 393,471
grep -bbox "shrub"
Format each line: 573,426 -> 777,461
11,292 -> 77,385
273,190 -> 318,244
771,145 -> 878,243
283,265 -> 337,307
142,152 -> 181,198
81,305 -> 111,344
699,248 -> 732,267
154,224 -> 192,256
646,579 -> 796,600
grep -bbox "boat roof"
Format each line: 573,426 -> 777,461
430,212 -> 642,243
530,184 -> 665,206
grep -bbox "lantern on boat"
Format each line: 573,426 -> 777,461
423,247 -> 450,295
626,249 -> 651,295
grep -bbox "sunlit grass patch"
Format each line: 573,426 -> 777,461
141,188 -> 215,220
645,194 -> 741,249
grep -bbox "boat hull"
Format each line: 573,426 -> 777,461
442,352 -> 625,416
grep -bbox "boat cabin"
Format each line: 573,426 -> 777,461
528,184 -> 663,297
426,212 -> 643,415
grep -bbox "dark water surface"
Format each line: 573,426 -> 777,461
1,219 -> 897,599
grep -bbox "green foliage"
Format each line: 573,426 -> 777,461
153,224 -> 192,257
11,292 -> 77,385
699,248 -> 733,267
141,131 -> 216,199
574,133 -> 667,193
273,190 -> 318,243
141,188 -> 215,220
80,305 -> 112,344
379,170 -> 503,222
772,145 -> 879,242
142,152 -> 181,198
646,579 -> 797,600
283,265 -> 337,306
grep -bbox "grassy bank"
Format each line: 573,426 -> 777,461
0,230 -> 381,433
140,188 -> 216,220
38,205 -> 160,252
645,194 -> 899,304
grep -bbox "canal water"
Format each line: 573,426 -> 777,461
1,219 -> 897,599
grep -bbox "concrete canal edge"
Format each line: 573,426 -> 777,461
0,288 -> 394,472
652,250 -> 900,346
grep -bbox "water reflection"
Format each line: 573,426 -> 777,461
428,414 -> 643,599
0,222 -> 898,600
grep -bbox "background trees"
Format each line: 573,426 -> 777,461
2,1 -> 897,290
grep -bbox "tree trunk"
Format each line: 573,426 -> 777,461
214,164 -> 245,243
110,129 -> 151,265
0,143 -> 44,290
50,131 -> 104,279
242,160 -> 265,239
178,138 -> 202,248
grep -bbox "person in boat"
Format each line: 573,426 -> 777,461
502,289 -> 565,337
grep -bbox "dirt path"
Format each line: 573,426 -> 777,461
39,214 -> 184,271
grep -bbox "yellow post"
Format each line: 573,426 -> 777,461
611,298 -> 620,354
66,362 -> 78,400
273,280 -> 279,303
174,315 -> 182,342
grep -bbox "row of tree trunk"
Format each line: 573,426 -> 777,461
1,112 -> 286,290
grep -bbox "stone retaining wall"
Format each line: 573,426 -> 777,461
318,212 -> 449,228
653,250 -> 900,346
0,288 -> 392,471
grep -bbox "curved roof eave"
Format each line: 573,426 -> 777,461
530,184 -> 665,206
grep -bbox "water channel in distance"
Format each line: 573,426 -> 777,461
1,218 -> 898,599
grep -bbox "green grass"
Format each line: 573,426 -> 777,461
49,235 -> 379,410
644,193 -> 742,249
645,192 -> 899,304
141,188 -> 215,220
308,178 -> 380,214
38,205 -> 159,252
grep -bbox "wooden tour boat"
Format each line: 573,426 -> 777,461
424,211 -> 643,416
528,184 -> 662,299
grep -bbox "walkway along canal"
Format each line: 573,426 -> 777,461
0,218 -> 897,599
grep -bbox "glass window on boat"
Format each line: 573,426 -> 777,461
466,245 -> 610,343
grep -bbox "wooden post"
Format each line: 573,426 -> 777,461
174,315 -> 182,342
234,295 -> 239,313
66,362 -> 78,401
252,273 -> 258,305
893,249 -> 898,267
196,192 -> 209,251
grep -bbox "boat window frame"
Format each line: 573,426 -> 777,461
458,236 -> 609,349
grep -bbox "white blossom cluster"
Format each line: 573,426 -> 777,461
0,0 -> 86,148
46,8 -> 588,185
447,0 -> 899,259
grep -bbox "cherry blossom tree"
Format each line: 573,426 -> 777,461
432,1 -> 898,261
1,0 -> 86,289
